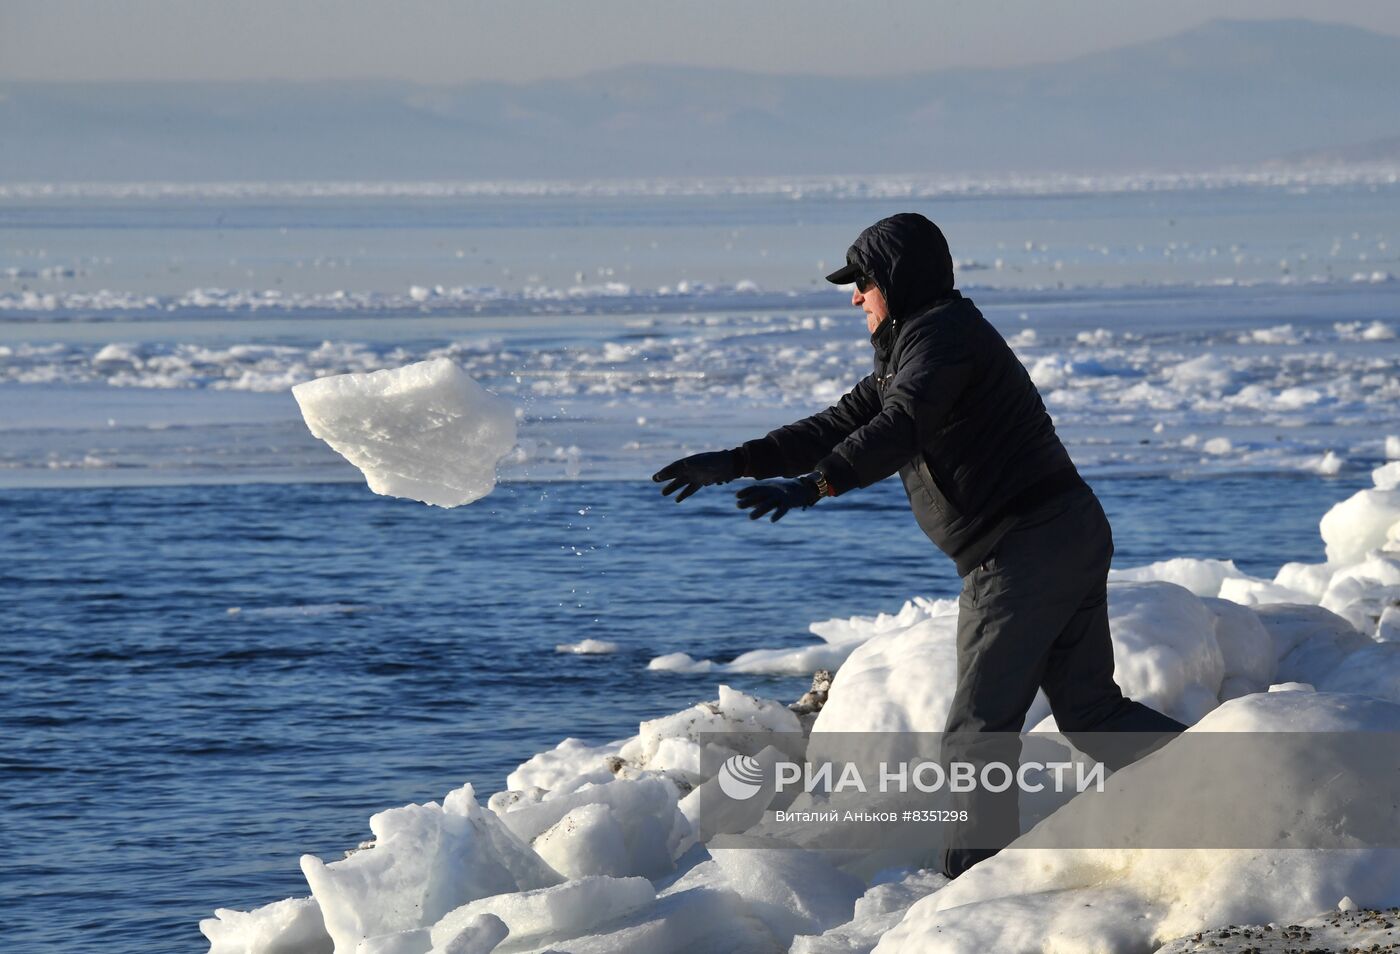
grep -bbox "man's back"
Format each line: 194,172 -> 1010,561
880,293 -> 1080,574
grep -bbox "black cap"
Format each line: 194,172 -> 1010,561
825,260 -> 862,285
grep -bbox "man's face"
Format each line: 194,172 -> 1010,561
853,277 -> 890,335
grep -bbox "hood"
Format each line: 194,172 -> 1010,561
842,212 -> 956,323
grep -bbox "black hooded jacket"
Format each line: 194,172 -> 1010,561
739,213 -> 1084,575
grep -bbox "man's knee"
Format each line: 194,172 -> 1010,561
945,691 -> 1035,735
1048,686 -> 1134,733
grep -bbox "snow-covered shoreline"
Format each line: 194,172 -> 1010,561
203,454 -> 1400,954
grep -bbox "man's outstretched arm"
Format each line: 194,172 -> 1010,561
653,374 -> 882,501
737,373 -> 883,479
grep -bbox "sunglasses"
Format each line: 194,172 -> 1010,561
855,273 -> 876,293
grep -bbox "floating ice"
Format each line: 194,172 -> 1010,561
1307,449 -> 1346,475
292,359 -> 516,508
554,639 -> 619,655
646,652 -> 715,673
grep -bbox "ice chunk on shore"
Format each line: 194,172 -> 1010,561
872,692 -> 1400,954
792,869 -> 948,954
494,776 -> 687,880
1202,596 -> 1276,697
809,601 -> 961,733
292,358 -> 515,508
508,883 -> 777,953
1319,486 -> 1400,564
428,876 -> 653,951
814,582 -> 1225,733
301,784 -> 558,953
707,848 -> 865,945
429,913 -> 506,954
1254,604 -> 1368,685
200,896 -> 332,954
1373,460 -> 1400,491
1109,557 -> 1248,598
503,737 -> 624,795
531,804 -> 636,879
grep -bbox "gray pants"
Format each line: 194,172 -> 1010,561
940,490 -> 1187,877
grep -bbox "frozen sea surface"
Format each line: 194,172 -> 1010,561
1,281 -> 1397,487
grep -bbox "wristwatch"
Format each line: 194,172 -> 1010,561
813,470 -> 834,498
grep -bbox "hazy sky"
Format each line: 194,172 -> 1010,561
5,0 -> 1400,83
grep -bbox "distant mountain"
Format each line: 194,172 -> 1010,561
3,18 -> 1399,181
1285,135 -> 1400,164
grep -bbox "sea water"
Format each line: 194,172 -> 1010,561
2,175 -> 1398,952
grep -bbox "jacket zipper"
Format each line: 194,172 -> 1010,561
875,317 -> 898,392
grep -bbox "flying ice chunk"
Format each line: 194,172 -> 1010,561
292,358 -> 516,508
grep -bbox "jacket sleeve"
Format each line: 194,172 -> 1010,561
738,374 -> 883,479
814,322 -> 974,494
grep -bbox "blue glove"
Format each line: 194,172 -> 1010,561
735,476 -> 821,522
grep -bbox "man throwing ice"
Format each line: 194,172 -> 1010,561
653,212 -> 1186,878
